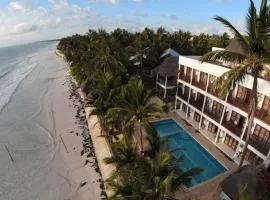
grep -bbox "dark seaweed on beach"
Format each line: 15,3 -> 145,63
67,76 -> 107,199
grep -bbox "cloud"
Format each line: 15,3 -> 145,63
162,14 -> 179,21
0,23 -> 39,36
10,23 -> 39,35
8,1 -> 29,12
89,0 -> 145,4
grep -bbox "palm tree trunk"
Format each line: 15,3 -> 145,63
238,70 -> 258,167
139,119 -> 144,155
140,55 -> 143,76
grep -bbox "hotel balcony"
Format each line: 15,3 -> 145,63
227,95 -> 250,113
178,73 -> 191,83
256,109 -> 270,124
157,77 -> 176,87
177,92 -> 189,102
204,107 -> 222,123
248,137 -> 270,156
221,120 -> 243,138
207,85 -> 226,100
191,80 -> 207,91
189,97 -> 204,111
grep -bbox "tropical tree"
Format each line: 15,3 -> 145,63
201,0 -> 270,167
88,73 -> 122,142
94,44 -> 125,74
104,135 -> 137,170
108,78 -> 163,154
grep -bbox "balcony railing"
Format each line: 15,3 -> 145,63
179,73 -> 191,83
204,107 -> 222,123
227,95 -> 250,112
177,92 -> 189,102
207,86 -> 226,100
222,120 -> 243,138
256,109 -> 270,124
189,98 -> 204,111
191,80 -> 207,91
248,137 -> 270,156
157,78 -> 177,87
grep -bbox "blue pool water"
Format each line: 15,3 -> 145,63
152,119 -> 227,187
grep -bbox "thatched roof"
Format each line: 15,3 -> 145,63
160,48 -> 180,58
153,57 -> 179,77
220,165 -> 258,200
225,37 -> 250,56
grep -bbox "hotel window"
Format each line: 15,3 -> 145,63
205,97 -> 212,110
200,72 -> 208,84
224,135 -> 238,150
236,86 -> 249,101
212,101 -> 224,116
208,122 -> 218,133
230,111 -> 240,123
194,112 -> 201,123
182,103 -> 187,113
244,150 -> 264,165
252,125 -> 270,153
179,65 -> 185,76
177,83 -> 183,94
262,96 -> 270,112
193,70 -> 199,82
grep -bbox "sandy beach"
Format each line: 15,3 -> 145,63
0,43 -> 105,200
53,50 -> 106,200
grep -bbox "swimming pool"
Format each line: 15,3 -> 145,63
152,119 -> 227,187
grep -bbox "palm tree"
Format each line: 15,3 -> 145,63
94,44 -> 125,74
201,0 -> 270,167
88,73 -> 122,142
108,78 -> 163,154
104,135 -> 137,170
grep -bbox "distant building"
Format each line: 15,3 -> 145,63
160,48 -> 181,59
154,55 -> 179,98
174,41 -> 270,166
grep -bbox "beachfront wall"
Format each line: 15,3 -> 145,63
175,55 -> 270,166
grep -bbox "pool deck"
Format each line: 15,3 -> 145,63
144,112 -> 238,200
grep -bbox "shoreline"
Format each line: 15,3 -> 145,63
55,48 -> 114,197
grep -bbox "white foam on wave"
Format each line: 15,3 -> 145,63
0,54 -> 38,112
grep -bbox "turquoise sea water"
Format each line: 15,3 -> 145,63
153,119 -> 227,187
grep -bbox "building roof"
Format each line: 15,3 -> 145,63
225,37 -> 250,56
153,56 -> 179,77
220,166 -> 258,200
160,48 -> 180,58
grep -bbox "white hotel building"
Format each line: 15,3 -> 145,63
174,47 -> 270,166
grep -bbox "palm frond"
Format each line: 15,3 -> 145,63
246,0 -> 258,41
214,16 -> 250,48
200,50 -> 246,64
212,64 -> 249,97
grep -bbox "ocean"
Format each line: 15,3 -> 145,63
0,42 -> 102,200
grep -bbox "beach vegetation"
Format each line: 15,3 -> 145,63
57,27 -> 229,199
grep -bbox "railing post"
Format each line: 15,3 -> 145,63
241,119 -> 249,139
164,76 -> 167,98
220,93 -> 229,125
215,129 -> 221,144
156,73 -> 159,88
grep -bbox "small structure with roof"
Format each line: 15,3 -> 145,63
153,56 -> 179,98
160,48 -> 181,59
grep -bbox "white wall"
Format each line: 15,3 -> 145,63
179,56 -> 270,97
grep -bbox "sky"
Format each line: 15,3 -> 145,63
0,0 -> 263,46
